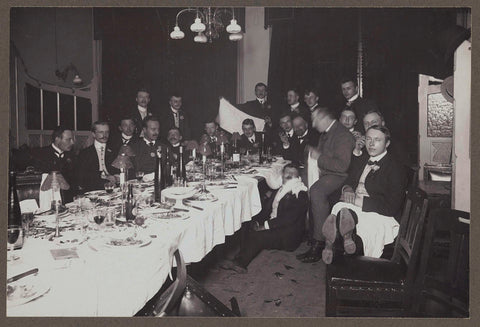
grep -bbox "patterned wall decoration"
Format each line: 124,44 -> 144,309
427,92 -> 454,137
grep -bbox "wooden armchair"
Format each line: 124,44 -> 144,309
325,188 -> 429,317
412,208 -> 469,317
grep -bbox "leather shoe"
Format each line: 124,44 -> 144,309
296,240 -> 324,260
299,240 -> 323,263
339,208 -> 357,255
321,214 -> 337,264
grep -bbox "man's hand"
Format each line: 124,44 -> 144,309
353,135 -> 366,155
279,132 -> 290,147
354,194 -> 364,208
343,191 -> 356,204
309,146 -> 321,160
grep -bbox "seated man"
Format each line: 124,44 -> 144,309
283,115 -> 319,166
199,121 -> 229,157
232,119 -> 266,155
129,116 -> 170,175
108,115 -> 139,156
272,112 -> 296,156
219,164 -> 308,273
77,121 -> 118,192
30,125 -> 76,202
166,127 -> 189,163
320,125 -> 406,264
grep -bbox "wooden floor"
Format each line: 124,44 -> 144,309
192,241 -> 326,317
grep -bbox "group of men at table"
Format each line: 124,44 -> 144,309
25,77 -> 408,271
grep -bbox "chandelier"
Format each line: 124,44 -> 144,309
170,7 -> 243,43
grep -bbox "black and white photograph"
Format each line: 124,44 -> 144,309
5,4 -> 472,322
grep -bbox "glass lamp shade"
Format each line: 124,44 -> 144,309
229,32 -> 243,41
194,32 -> 208,43
190,18 -> 206,33
72,75 -> 83,84
226,19 -> 241,34
170,26 -> 185,39
112,153 -> 134,170
40,171 -> 70,191
118,144 -> 135,157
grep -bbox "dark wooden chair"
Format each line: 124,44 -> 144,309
152,249 -> 187,316
412,208 -> 469,317
16,170 -> 43,203
325,188 -> 429,317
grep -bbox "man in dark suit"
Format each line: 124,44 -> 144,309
219,164 -> 309,273
238,82 -> 274,132
298,107 -> 356,263
30,125 -> 76,202
282,116 -> 319,167
129,116 -> 170,175
320,125 -> 407,263
159,93 -> 192,140
76,121 -> 119,192
166,127 -> 189,165
271,112 -> 297,156
199,121 -> 230,158
284,88 -> 310,124
108,116 -> 139,156
130,88 -> 154,138
233,119 -> 266,155
304,88 -> 321,113
340,77 -> 378,133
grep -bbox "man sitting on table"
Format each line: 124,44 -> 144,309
232,119 -> 265,155
219,164 -> 309,273
77,121 -> 119,192
320,125 -> 406,264
199,120 -> 230,156
285,115 -> 319,167
129,116 -> 169,175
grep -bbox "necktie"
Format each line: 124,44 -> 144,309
99,146 -> 106,172
173,112 -> 180,128
122,138 -> 129,145
298,136 -> 305,144
148,142 -> 155,147
250,138 -> 255,144
367,160 -> 378,166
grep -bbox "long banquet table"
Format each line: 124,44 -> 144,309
7,161 -> 286,317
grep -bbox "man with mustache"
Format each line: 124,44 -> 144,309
76,121 -> 119,192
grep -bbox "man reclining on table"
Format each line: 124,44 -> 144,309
219,163 -> 309,273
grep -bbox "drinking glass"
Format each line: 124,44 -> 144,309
7,225 -> 22,261
93,208 -> 106,227
135,171 -> 145,182
104,181 -> 115,194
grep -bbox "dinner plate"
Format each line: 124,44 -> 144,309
150,211 -> 190,220
84,190 -> 104,196
186,193 -> 218,202
34,209 -> 70,222
103,234 -> 152,249
7,273 -> 50,307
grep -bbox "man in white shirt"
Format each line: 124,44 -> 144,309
77,121 -> 118,192
304,88 -> 320,112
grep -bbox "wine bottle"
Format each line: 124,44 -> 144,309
125,183 -> 135,221
259,134 -> 264,164
164,147 -> 173,187
232,139 -> 240,168
8,171 -> 21,227
154,148 -> 165,202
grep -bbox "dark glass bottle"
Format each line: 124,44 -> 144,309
154,148 -> 166,202
125,183 -> 135,221
232,139 -> 240,168
8,171 -> 21,227
259,133 -> 265,164
164,147 -> 173,187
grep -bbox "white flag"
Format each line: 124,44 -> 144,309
216,97 -> 265,134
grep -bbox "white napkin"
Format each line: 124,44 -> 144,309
142,172 -> 155,182
20,199 -> 39,214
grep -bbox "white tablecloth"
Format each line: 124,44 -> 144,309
7,174 -> 262,316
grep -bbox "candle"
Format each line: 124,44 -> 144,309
203,154 -> 207,163
192,148 -> 196,158
220,142 -> 225,153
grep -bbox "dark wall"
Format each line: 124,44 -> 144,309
97,8 -> 238,139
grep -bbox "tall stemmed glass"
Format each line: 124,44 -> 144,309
7,225 -> 22,261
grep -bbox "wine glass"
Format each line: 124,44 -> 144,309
135,171 -> 145,182
104,181 -> 115,194
93,208 -> 106,228
7,225 -> 22,262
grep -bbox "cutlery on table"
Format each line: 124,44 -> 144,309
7,268 -> 39,284
183,201 -> 204,211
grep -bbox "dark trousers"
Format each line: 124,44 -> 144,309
236,229 -> 284,268
310,174 -> 347,241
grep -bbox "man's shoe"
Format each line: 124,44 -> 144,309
296,247 -> 313,260
321,214 -> 338,264
339,208 -> 357,255
300,240 -> 323,263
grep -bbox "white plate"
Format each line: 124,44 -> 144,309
162,187 -> 197,200
103,234 -> 152,249
7,274 -> 50,307
150,211 -> 190,220
34,209 -> 70,222
84,190 -> 104,196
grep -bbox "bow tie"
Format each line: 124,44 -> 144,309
367,160 -> 379,166
148,142 -> 155,147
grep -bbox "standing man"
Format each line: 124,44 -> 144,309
160,93 -> 192,140
239,82 -> 274,132
77,121 -> 118,192
30,125 -> 77,202
130,88 -> 154,137
304,88 -> 321,113
108,116 -> 139,156
297,107 -> 355,263
340,77 -> 377,133
129,116 -> 170,175
284,88 -> 310,124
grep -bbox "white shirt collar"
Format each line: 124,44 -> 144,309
347,93 -> 359,103
51,143 -> 63,154
171,143 -> 180,148
287,129 -> 294,137
143,138 -> 155,145
121,133 -> 132,140
248,134 -> 256,142
325,120 -> 336,133
171,107 -> 179,114
257,97 -> 266,104
299,129 -> 309,138
290,102 -> 300,109
349,127 -> 355,132
369,150 -> 388,162
309,103 -> 318,111
137,105 -> 147,113
94,140 -> 106,149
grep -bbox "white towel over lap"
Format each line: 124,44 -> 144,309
331,202 -> 399,258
